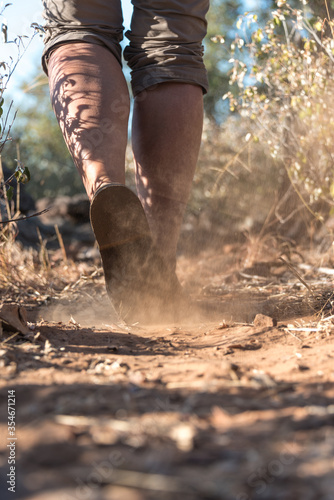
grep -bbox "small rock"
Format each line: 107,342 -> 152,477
169,423 -> 195,452
298,364 -> 310,371
253,313 -> 277,327
223,347 -> 234,355
251,369 -> 277,388
6,362 -> 17,375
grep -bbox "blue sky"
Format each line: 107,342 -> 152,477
1,0 -> 133,98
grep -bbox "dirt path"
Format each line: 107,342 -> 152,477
0,249 -> 334,500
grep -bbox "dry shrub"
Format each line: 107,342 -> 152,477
223,0 -> 334,224
187,116 -> 300,244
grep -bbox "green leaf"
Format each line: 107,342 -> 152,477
7,186 -> 13,201
15,165 -> 30,184
23,166 -> 30,182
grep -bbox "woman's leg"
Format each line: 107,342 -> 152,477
132,82 -> 204,270
48,42 -> 130,200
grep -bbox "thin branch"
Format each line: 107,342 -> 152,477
282,160 -> 324,224
0,208 -> 50,225
303,18 -> 334,64
282,19 -> 291,50
325,0 -> 334,38
1,30 -> 38,95
279,256 -> 315,296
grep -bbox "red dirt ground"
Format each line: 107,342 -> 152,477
0,245 -> 333,500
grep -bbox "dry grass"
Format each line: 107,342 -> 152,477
0,233 -> 105,309
0,213 -> 334,339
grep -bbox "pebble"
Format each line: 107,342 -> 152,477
253,314 -> 277,327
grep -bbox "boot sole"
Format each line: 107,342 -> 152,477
90,184 -> 154,315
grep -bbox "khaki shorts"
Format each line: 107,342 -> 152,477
42,0 -> 209,96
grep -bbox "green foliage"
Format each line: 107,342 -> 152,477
223,0 -> 334,215
204,0 -> 243,120
14,162 -> 30,183
6,184 -> 13,201
204,0 -> 299,120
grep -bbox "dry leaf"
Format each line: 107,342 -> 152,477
0,304 -> 30,335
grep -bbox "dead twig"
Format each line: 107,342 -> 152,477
54,224 -> 68,264
279,256 -> 315,296
0,208 -> 50,225
284,328 -> 303,342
